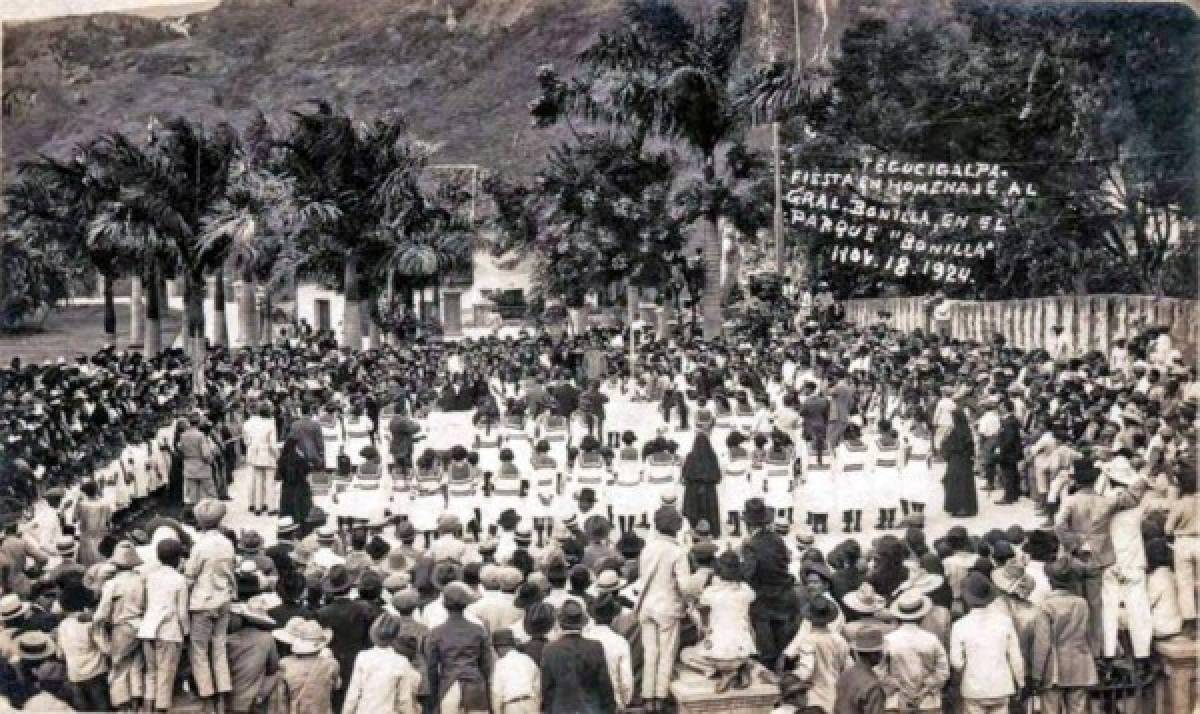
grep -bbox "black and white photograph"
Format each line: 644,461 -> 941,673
0,0 -> 1197,711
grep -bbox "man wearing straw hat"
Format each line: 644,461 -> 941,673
184,498 -> 236,706
94,540 -> 146,709
882,591 -> 950,712
949,573 -> 1024,714
834,629 -> 888,714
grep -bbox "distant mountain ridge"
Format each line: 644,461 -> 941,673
2,0 -> 889,177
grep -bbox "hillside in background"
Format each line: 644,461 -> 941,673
2,0 -> 912,176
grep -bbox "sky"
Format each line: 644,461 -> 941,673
2,0 -> 220,22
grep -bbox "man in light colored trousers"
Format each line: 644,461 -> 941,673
184,500 -> 236,701
637,506 -> 692,712
242,401 -> 280,515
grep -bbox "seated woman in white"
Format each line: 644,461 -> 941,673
610,431 -> 645,535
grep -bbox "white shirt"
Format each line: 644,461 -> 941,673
491,649 -> 541,712
343,647 -> 422,714
949,603 -> 1024,700
585,624 -> 634,708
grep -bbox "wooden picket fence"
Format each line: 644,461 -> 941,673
842,294 -> 1200,360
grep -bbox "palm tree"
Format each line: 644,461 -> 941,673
533,0 -> 760,337
278,103 -> 446,349
89,119 -> 238,385
200,115 -> 294,348
11,147 -> 134,345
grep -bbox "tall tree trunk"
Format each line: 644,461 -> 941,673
700,216 -> 723,338
366,292 -> 382,349
342,255 -> 363,349
102,272 -> 117,346
129,275 -> 144,346
238,269 -> 259,348
144,261 -> 162,357
212,268 -> 229,347
184,270 -> 207,395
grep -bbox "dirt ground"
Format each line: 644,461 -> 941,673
0,304 -> 183,364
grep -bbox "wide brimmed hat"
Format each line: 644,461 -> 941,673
276,516 -> 298,536
897,572 -> 945,596
802,562 -> 834,588
0,595 -> 29,623
14,632 -> 57,661
194,499 -> 227,528
232,602 -> 277,628
842,583 -> 887,616
807,596 -> 839,627
54,536 -> 78,557
742,498 -> 771,527
961,572 -> 997,607
273,617 -> 332,655
109,541 -> 143,569
889,591 -> 933,621
593,570 -> 623,595
992,562 -> 1027,595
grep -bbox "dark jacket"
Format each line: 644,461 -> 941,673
740,529 -> 797,617
387,415 -> 422,460
289,417 -> 325,467
427,614 -> 494,705
833,661 -> 887,714
540,633 -> 617,713
315,597 -> 376,689
993,415 -> 1023,464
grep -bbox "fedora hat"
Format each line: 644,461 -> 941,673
889,591 -> 933,621
0,595 -> 29,623
806,596 -> 839,627
558,599 -> 589,632
273,618 -> 332,655
842,583 -> 887,616
742,498 -> 771,528
232,602 -> 277,628
54,536 -> 78,557
961,572 -> 997,608
276,516 -> 298,536
14,632 -> 56,661
322,565 -> 354,595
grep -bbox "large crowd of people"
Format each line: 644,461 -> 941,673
0,288 -> 1196,713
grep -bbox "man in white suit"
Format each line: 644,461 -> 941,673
242,401 -> 280,516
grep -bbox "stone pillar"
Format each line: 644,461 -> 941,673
442,290 -> 463,336
129,275 -> 144,346
1154,637 -> 1199,713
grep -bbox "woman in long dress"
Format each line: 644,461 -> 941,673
76,480 -> 112,567
681,431 -> 723,537
898,415 -> 934,524
941,408 -> 978,517
721,432 -> 753,537
277,433 -> 313,526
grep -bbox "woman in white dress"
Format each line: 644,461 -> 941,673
444,445 -> 479,533
342,403 -> 373,468
610,431 -> 644,535
486,447 -> 525,528
835,423 -> 872,533
870,420 -> 901,530
762,432 -> 796,524
318,403 -> 344,472
721,432 -> 753,537
899,415 -> 935,525
529,439 -> 561,541
333,445 -> 392,527
569,435 -> 610,515
410,449 -> 445,546
797,430 -> 834,534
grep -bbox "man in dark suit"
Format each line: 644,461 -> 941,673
796,382 -> 831,462
992,399 -> 1024,504
550,377 -> 580,421
739,498 -> 798,667
287,401 -> 325,470
540,599 -> 616,713
386,402 -> 423,476
827,371 -> 855,448
315,565 -> 377,711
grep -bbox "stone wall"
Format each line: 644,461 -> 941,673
842,294 -> 1199,359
